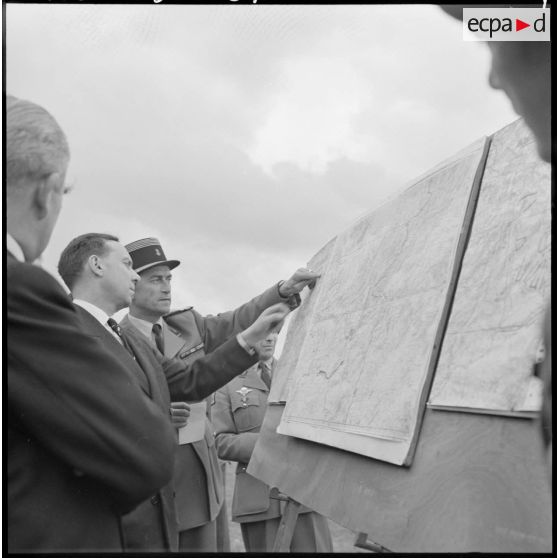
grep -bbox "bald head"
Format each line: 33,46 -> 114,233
6,95 -> 70,191
6,96 -> 71,262
440,5 -> 552,162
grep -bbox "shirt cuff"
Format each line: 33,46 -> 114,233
236,332 -> 256,356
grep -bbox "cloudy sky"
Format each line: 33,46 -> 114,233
6,3 -> 518,345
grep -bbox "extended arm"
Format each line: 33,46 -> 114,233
161,335 -> 257,402
162,303 -> 291,402
190,283 -> 286,352
187,268 -> 317,352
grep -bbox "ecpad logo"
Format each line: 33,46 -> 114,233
463,8 -> 550,41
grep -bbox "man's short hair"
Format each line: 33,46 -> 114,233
6,95 -> 70,189
58,233 -> 119,290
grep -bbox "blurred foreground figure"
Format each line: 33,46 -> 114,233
441,4 -> 552,475
214,331 -> 333,552
6,96 -> 176,552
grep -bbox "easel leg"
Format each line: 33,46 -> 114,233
272,499 -> 302,552
354,532 -> 393,553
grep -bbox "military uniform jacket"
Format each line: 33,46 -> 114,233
212,363 -> 282,523
7,252 -> 176,552
119,311 -> 261,544
162,282 -> 290,531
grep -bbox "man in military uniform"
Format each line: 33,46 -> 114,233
213,330 -> 333,552
124,237 -> 319,552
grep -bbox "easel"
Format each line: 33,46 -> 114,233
354,533 -> 393,553
270,488 -> 393,553
250,120 -> 551,553
249,403 -> 551,552
269,488 -> 302,552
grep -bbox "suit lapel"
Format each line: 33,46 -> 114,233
126,341 -> 165,404
120,315 -> 169,406
76,307 -> 152,396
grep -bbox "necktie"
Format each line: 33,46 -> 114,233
152,323 -> 165,355
107,318 -> 134,356
260,363 -> 272,390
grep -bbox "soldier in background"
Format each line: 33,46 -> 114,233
213,330 -> 333,552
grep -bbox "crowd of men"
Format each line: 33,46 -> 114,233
6,101 -> 325,551
7,4 -> 552,553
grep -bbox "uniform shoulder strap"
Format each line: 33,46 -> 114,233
164,306 -> 193,319
163,307 -> 203,348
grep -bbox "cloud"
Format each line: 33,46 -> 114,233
8,3 -> 518,318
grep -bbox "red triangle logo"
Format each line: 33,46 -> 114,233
516,18 -> 530,31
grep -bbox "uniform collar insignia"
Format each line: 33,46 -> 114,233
236,387 -> 253,397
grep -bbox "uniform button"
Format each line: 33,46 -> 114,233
242,403 -> 247,407
150,495 -> 160,505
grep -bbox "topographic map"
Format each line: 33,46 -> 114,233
268,238 -> 336,404
429,120 -> 551,415
277,138 -> 489,465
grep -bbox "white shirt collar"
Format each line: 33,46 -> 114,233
127,313 -> 163,340
73,299 -> 112,327
6,234 -> 25,263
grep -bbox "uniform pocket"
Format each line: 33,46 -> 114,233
232,467 -> 270,517
231,391 -> 262,432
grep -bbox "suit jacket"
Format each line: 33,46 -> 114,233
118,312 -> 261,539
160,283 -> 290,530
75,307 -> 179,552
213,363 -> 282,523
7,251 -> 175,553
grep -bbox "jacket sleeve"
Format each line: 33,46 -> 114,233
213,387 -> 259,463
160,336 -> 257,402
7,263 -> 176,513
195,283 -> 286,352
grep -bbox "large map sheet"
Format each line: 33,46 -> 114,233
428,120 -> 551,415
277,138 -> 489,465
268,238 -> 336,404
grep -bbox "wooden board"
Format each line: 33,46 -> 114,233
248,404 -> 552,552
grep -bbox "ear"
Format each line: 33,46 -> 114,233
87,254 -> 105,278
33,173 -> 62,219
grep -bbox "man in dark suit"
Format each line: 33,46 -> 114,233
57,232 -> 292,551
123,237 -> 319,552
7,95 -> 177,552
